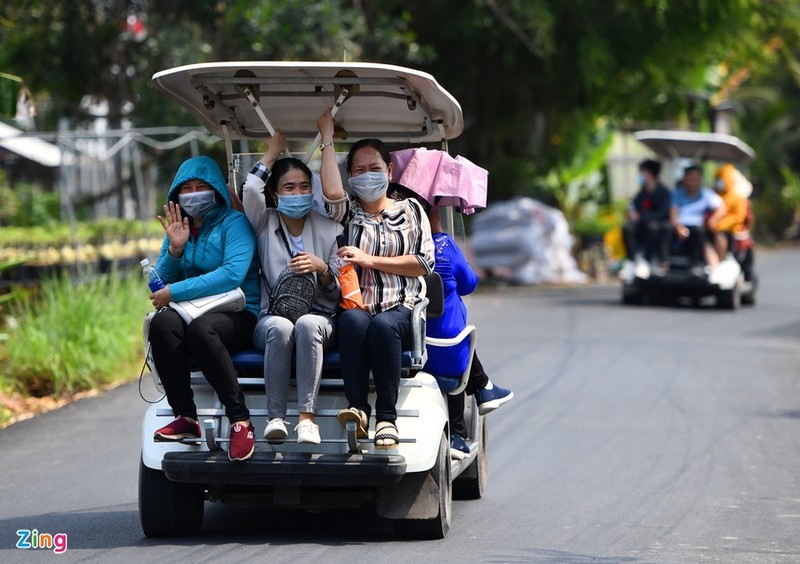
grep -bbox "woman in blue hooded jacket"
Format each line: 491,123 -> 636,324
148,156 -> 261,462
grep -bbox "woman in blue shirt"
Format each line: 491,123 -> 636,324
389,185 -> 513,458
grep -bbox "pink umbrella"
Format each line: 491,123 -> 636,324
390,147 -> 487,214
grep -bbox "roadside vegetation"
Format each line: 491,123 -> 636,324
0,268 -> 151,427
0,172 -> 160,427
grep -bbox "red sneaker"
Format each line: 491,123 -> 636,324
229,421 -> 255,462
154,416 -> 201,442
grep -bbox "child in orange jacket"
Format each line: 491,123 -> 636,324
711,163 -> 748,257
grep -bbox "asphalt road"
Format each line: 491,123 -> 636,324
1,247 -> 799,563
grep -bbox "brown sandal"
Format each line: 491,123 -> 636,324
374,421 -> 399,449
336,407 -> 369,438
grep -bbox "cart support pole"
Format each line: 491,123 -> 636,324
240,86 -> 292,159
302,87 -> 350,164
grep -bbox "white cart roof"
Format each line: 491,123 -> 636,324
634,130 -> 756,163
151,61 -> 463,143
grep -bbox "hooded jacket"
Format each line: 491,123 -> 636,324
155,156 -> 260,317
713,164 -> 748,234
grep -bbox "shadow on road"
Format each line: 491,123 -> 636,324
485,548 -> 638,563
0,503 -> 412,552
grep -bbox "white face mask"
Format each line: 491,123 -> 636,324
348,172 -> 389,203
178,190 -> 217,218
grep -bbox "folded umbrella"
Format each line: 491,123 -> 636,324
390,147 -> 487,214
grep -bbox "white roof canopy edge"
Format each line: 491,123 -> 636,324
151,61 -> 464,144
633,129 -> 756,163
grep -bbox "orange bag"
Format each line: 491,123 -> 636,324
338,263 -> 364,310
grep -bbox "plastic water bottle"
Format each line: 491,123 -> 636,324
140,258 -> 166,292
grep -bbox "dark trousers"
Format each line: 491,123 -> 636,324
337,306 -> 412,423
149,309 -> 256,423
683,225 -> 706,265
447,352 -> 490,438
622,219 -> 671,262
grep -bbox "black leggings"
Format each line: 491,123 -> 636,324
149,309 -> 256,422
447,352 -> 490,438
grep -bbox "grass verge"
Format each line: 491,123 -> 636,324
1,270 -> 150,424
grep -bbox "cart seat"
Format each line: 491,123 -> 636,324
158,273 -> 444,382
225,348 -> 416,372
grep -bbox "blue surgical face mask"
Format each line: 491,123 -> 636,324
714,179 -> 725,192
178,190 -> 217,218
637,172 -> 645,187
348,172 -> 389,203
277,193 -> 313,219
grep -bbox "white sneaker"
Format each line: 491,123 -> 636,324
620,260 -> 635,281
634,258 -> 650,279
264,418 -> 288,442
295,420 -> 321,444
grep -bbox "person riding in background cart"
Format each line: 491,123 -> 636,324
712,163 -> 749,260
622,159 -> 673,277
670,165 -> 726,276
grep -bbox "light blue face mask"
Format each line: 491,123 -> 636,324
348,172 -> 389,203
637,172 -> 645,187
178,190 -> 217,218
277,193 -> 313,219
714,179 -> 725,192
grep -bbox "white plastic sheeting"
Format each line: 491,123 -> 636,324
469,197 -> 587,285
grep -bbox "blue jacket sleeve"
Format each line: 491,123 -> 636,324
163,213 -> 257,301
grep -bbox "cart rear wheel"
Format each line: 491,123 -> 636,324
393,431 -> 452,539
621,286 -> 642,305
717,280 -> 742,310
139,456 -> 204,537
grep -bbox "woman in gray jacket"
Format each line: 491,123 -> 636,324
243,133 -> 343,444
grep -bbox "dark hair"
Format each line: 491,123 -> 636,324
683,164 -> 702,176
387,182 -> 432,214
264,158 -> 313,206
639,159 -> 661,178
345,138 -> 391,174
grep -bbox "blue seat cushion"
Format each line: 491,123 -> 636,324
199,348 -> 415,373
432,375 -> 461,394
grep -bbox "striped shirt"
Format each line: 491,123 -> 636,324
326,194 -> 435,315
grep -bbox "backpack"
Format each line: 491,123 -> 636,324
267,266 -> 315,324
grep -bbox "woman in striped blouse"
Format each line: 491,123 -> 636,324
317,109 -> 435,449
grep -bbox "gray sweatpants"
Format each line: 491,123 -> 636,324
253,312 -> 337,419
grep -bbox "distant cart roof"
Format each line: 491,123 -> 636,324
634,130 -> 756,163
151,61 -> 464,143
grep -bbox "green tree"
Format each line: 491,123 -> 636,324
4,0 -> 800,236
725,2 -> 800,239
379,1 -> 760,197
